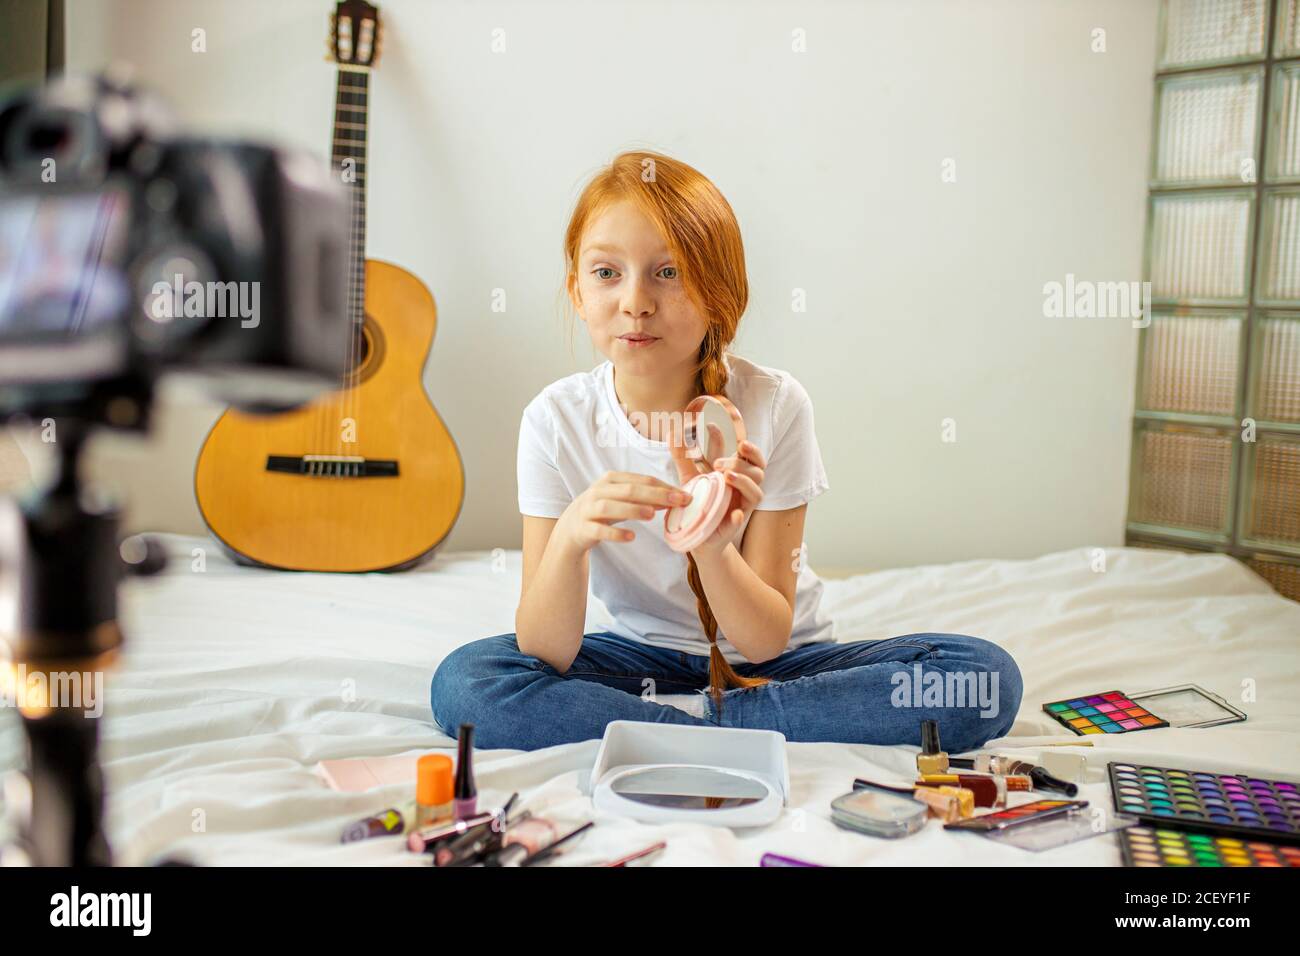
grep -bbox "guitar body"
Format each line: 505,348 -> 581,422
194,259 -> 464,572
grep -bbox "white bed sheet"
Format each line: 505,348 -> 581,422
2,535 -> 1297,866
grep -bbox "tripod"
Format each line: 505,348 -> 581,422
5,418 -> 148,866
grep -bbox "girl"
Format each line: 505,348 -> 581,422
430,151 -> 1022,752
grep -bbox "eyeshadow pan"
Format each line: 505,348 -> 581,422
1109,761 -> 1300,844
1120,826 -> 1300,867
1042,691 -> 1170,736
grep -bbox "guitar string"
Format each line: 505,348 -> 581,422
357,69 -> 369,473
351,91 -> 362,467
332,66 -> 353,468
346,71 -> 368,472
322,64 -> 343,468
330,66 -> 349,468
341,73 -> 362,471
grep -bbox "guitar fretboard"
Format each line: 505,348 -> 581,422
331,67 -> 369,331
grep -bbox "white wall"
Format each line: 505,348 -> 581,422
48,0 -> 1158,571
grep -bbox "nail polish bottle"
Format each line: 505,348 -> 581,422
415,754 -> 454,829
916,719 -> 949,775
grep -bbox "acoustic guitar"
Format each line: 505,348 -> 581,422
194,0 -> 464,572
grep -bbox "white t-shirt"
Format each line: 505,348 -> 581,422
516,352 -> 835,664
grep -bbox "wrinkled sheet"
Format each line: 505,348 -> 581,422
3,535 -> 1295,866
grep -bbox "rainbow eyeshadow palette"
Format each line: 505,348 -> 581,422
1108,762 -> 1300,843
1042,690 -> 1168,735
1119,826 -> 1300,867
943,798 -> 1088,832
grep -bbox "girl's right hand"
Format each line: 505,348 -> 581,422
556,471 -> 694,553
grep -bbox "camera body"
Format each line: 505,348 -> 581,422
0,72 -> 357,866
0,71 -> 352,427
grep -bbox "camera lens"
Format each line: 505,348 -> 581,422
0,106 -> 103,183
132,246 -> 217,352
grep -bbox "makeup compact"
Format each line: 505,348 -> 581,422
663,394 -> 746,553
586,721 -> 789,828
831,789 -> 929,839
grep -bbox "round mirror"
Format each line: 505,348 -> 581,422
607,765 -> 770,810
664,394 -> 748,553
684,396 -> 739,470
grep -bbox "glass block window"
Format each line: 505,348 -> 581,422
1130,426 -> 1235,535
1248,553 -> 1300,599
1257,187 -> 1300,301
1130,1 -> 1300,595
1153,68 -> 1262,185
1141,311 -> 1244,416
1250,311 -> 1300,421
1268,63 -> 1300,179
1149,191 -> 1254,303
1277,0 -> 1300,56
1242,435 -> 1300,548
1159,0 -> 1268,68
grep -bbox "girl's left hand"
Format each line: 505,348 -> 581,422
689,434 -> 766,559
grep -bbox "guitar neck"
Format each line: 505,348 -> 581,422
331,66 -> 369,327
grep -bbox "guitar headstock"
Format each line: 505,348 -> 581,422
327,1 -> 383,70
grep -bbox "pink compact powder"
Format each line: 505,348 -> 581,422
662,395 -> 746,554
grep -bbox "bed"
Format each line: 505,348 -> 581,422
2,534 -> 1297,866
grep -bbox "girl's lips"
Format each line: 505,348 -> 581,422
620,335 -> 659,348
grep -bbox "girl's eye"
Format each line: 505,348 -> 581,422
592,266 -> 675,280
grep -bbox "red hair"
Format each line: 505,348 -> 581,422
562,150 -> 770,714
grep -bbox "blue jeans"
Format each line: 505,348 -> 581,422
430,631 -> 1023,753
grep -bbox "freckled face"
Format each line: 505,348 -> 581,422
569,199 -> 708,374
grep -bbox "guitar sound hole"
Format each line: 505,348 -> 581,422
349,328 -> 371,370
345,318 -> 384,384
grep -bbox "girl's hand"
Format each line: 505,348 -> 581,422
555,471 -> 693,554
689,438 -> 766,559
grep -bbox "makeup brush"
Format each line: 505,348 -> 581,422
520,821 -> 595,867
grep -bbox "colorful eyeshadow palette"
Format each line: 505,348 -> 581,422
1119,826 -> 1300,867
943,798 -> 1088,832
1109,762 -> 1300,844
1043,690 -> 1168,735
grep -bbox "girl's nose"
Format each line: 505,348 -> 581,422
621,277 -> 655,316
